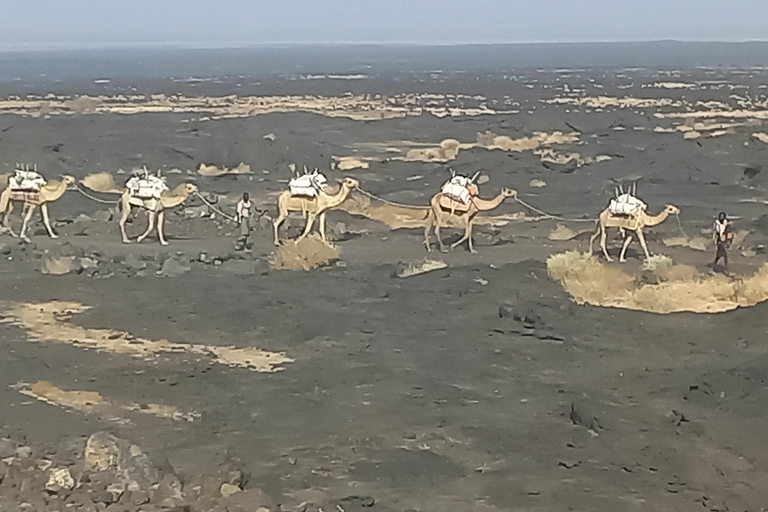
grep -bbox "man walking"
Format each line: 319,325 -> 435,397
236,192 -> 252,250
712,211 -> 732,272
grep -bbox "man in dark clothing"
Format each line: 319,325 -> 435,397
712,212 -> 732,272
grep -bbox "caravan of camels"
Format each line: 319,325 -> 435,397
0,161 -> 682,261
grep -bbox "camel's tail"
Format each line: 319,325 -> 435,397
81,172 -> 125,194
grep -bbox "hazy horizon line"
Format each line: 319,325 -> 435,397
2,38 -> 768,52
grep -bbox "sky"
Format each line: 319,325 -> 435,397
1,0 -> 767,48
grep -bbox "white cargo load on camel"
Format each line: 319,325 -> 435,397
10,165 -> 46,192
440,171 -> 479,204
289,168 -> 328,198
609,193 -> 647,216
125,170 -> 169,207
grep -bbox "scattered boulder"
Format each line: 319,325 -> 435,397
396,259 -> 447,278
92,209 -> 113,222
41,256 -> 82,276
15,446 -> 32,459
220,482 -> 241,498
46,467 -> 75,493
529,178 -> 547,188
158,258 -> 191,277
0,438 -> 16,459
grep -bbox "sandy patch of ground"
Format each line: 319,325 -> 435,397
662,236 -> 710,251
341,130 -> 604,168
545,96 -> 682,109
13,381 -> 200,423
0,301 -> 292,372
0,93 -> 500,121
547,251 -> 768,314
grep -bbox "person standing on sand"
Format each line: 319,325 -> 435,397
712,211 -> 732,272
236,192 -> 252,250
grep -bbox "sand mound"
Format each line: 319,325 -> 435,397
547,251 -> 768,314
197,162 -> 252,177
331,156 -> 370,171
548,225 -> 579,241
269,235 -> 340,271
81,172 -> 123,194
336,189 -> 523,230
476,130 -> 579,151
403,138 -> 462,162
335,190 -> 432,229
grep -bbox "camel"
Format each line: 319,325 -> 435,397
0,175 -> 75,240
424,187 -> 517,254
588,204 -> 681,262
273,177 -> 359,245
118,183 -> 198,245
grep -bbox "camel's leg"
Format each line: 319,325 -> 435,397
157,210 -> 168,246
451,219 -> 475,253
600,227 -> 613,262
588,224 -> 600,256
423,216 -> 433,252
435,215 -> 447,253
467,221 -> 476,254
40,203 -> 58,239
272,205 -> 288,246
3,201 -> 16,236
137,210 -> 156,243
119,197 -> 132,244
318,211 -> 327,243
20,204 -> 36,241
636,229 -> 651,261
0,190 -> 9,225
619,233 -> 634,263
296,212 -> 317,243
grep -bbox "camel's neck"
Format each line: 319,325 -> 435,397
325,184 -> 352,208
41,181 -> 68,201
472,192 -> 507,211
643,210 -> 671,226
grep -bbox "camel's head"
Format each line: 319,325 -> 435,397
665,205 -> 680,215
501,188 -> 517,198
61,175 -> 76,185
341,177 -> 360,189
183,183 -> 199,195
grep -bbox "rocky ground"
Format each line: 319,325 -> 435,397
2,66 -> 768,511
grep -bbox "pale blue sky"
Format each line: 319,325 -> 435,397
1,0 -> 766,48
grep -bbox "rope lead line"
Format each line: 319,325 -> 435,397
193,192 -> 237,222
71,185 -> 119,205
513,197 -> 596,223
353,186 -> 431,210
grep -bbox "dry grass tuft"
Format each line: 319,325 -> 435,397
269,235 -> 341,271
547,251 -> 768,314
641,254 -> 673,272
